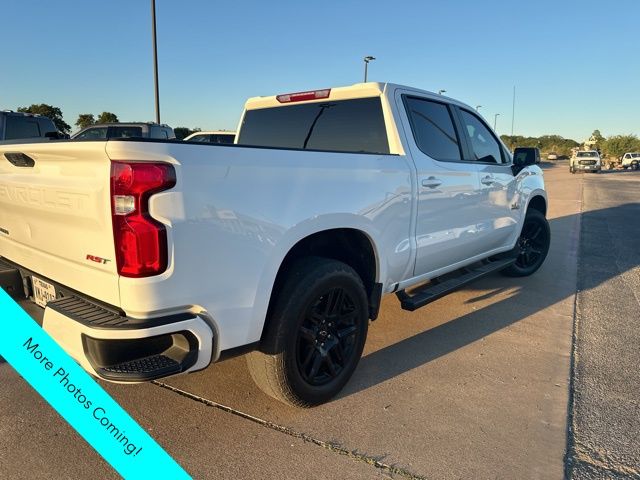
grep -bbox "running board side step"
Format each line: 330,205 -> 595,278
396,258 -> 515,311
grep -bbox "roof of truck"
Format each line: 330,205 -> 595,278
243,82 -> 471,111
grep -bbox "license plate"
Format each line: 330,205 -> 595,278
32,276 -> 56,308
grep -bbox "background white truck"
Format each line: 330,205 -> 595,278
621,152 -> 640,170
570,150 -> 602,173
0,83 -> 549,407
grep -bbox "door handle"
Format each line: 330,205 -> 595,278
421,177 -> 442,189
481,176 -> 495,186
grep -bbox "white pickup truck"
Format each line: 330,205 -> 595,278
0,83 -> 549,407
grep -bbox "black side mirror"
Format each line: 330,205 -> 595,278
512,152 -> 535,175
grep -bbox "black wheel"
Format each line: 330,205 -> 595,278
501,209 -> 550,277
247,257 -> 369,407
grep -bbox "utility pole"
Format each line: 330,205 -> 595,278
493,113 -> 500,131
363,56 -> 375,82
511,85 -> 516,137
151,0 -> 160,123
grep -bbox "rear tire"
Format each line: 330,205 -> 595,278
501,209 -> 550,277
247,257 -> 369,407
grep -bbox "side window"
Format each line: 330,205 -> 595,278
74,127 -> 108,140
211,134 -> 235,144
38,118 -> 58,136
5,116 -> 41,139
109,126 -> 143,138
150,127 -> 169,139
404,97 -> 461,161
459,110 -> 502,163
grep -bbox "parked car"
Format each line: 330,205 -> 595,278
72,122 -> 175,140
183,131 -> 236,144
570,150 -> 601,173
514,147 -> 541,165
620,152 -> 640,170
547,152 -> 558,160
0,82 -> 549,407
0,110 -> 66,142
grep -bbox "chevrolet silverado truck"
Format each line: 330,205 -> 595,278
0,83 -> 549,407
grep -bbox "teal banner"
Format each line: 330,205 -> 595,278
0,288 -> 191,479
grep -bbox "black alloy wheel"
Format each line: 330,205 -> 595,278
501,209 -> 550,277
247,257 -> 369,407
296,287 -> 359,386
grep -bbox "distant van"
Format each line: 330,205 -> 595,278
0,111 -> 63,142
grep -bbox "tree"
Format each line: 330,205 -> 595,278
174,127 -> 201,140
75,114 -> 95,129
96,112 -> 119,123
17,104 -> 71,133
602,135 -> 640,158
500,134 -> 579,157
589,129 -> 605,151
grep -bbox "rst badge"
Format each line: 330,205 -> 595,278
86,254 -> 111,265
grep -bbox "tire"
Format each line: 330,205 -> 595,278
501,209 -> 551,277
247,257 -> 369,407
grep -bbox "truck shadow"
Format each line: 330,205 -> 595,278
340,201 -> 640,399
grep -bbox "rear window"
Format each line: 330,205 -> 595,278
5,115 -> 41,140
237,97 -> 389,154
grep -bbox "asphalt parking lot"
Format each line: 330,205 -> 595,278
1,162 -> 638,479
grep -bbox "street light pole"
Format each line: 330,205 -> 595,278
476,105 -> 482,112
438,89 -> 446,95
511,85 -> 516,136
493,113 -> 500,131
363,56 -> 375,82
151,0 -> 160,124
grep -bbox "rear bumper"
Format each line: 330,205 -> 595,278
1,257 -> 214,383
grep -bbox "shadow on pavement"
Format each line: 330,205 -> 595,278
341,203 -> 640,398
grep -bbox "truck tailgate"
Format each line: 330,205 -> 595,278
0,141 -> 119,306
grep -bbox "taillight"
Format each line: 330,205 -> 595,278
276,89 -> 331,103
110,161 -> 176,277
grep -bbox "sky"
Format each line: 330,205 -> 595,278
2,0 -> 638,141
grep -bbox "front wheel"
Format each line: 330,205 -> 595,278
247,257 -> 369,407
501,209 -> 551,277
